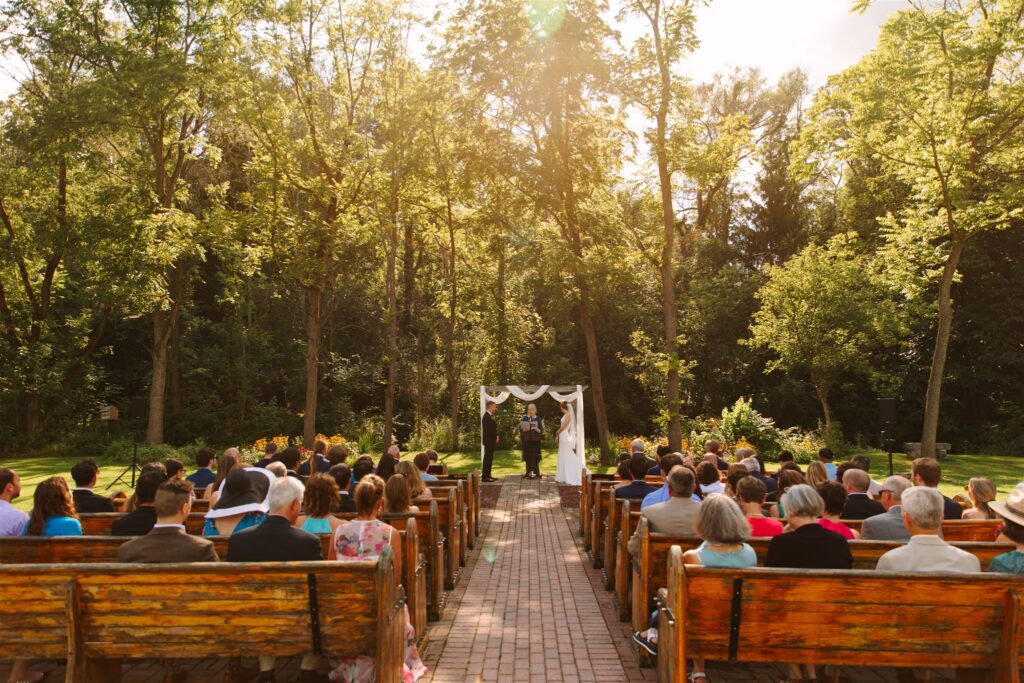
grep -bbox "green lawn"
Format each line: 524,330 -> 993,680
3,448 -> 1019,512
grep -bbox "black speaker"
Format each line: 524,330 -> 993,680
878,397 -> 896,425
130,397 -> 148,421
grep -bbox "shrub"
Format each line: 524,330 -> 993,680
719,397 -> 795,456
407,417 -> 456,453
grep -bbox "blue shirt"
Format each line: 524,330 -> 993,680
421,472 -> 438,482
186,468 -> 217,490
824,462 -> 837,480
640,484 -> 701,510
23,516 -> 82,537
696,541 -> 758,568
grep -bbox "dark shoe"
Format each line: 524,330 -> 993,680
633,630 -> 658,657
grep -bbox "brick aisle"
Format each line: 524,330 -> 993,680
422,475 -> 643,683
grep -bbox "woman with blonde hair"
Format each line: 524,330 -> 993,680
805,461 -> 829,489
963,477 -> 997,520
397,461 -> 433,501
204,449 -> 240,503
383,473 -> 420,514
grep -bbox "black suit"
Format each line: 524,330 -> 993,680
227,515 -> 323,562
614,481 -> 659,501
841,492 -> 885,521
943,495 -> 964,520
112,506 -> 157,537
765,523 -> 852,569
73,489 -> 115,513
298,455 -> 331,477
753,472 -> 778,494
336,492 -> 357,514
482,411 -> 498,480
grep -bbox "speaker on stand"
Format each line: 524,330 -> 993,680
878,398 -> 896,477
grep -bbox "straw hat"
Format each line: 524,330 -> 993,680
989,483 -> 1024,527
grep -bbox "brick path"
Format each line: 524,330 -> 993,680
422,475 -> 645,683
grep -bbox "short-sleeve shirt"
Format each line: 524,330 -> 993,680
0,499 -> 29,537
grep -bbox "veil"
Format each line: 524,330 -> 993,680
562,404 -> 576,443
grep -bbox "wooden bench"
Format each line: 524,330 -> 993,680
602,491 -> 630,587
434,473 -> 481,546
0,524 -> 429,644
0,551 -> 407,683
426,463 -> 448,476
80,512 -> 207,536
427,480 -> 469,567
841,518 -> 1003,542
113,497 -> 210,514
656,549 -> 1024,683
421,487 -> 461,590
614,502 -> 643,620
630,520 -> 1017,665
580,472 -> 616,544
590,478 -> 662,569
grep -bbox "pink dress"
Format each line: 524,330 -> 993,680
747,516 -> 784,538
818,517 -> 855,540
329,519 -> 427,683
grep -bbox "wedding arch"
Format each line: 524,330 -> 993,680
479,385 -> 587,460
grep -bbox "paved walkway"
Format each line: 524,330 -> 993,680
422,475 -> 646,683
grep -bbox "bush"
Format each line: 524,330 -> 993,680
718,397 -> 795,456
100,438 -> 195,466
407,416 -> 457,453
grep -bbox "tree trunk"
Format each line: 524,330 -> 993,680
303,287 -> 322,446
814,379 -> 833,441
648,2 -> 682,452
445,200 -> 460,451
383,212 -> 399,450
496,241 -> 508,381
576,276 -> 611,462
146,307 -> 174,444
920,238 -> 966,458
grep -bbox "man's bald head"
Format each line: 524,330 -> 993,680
842,468 -> 871,493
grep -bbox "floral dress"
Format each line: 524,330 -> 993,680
329,519 -> 427,683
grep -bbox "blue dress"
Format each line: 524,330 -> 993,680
22,516 -> 83,537
696,541 -> 758,568
300,517 -> 334,535
989,550 -> 1024,574
202,512 -> 265,537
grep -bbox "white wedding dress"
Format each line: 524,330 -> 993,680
555,411 -> 585,486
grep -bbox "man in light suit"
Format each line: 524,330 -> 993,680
876,486 -> 980,572
861,475 -> 912,541
117,480 -> 219,563
628,466 -> 701,556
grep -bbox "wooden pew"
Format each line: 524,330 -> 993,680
0,551 -> 407,683
615,502 -> 642,621
841,518 -> 1003,542
630,520 -> 1017,666
427,463 -> 448,476
656,549 -> 1024,683
602,491 -> 630,588
591,478 -> 662,569
427,487 -> 461,589
0,524 -> 429,645
427,480 -> 469,567
80,512 -> 207,536
113,497 -> 210,514
434,473 -> 480,546
580,473 -> 616,547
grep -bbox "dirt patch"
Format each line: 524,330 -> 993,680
557,484 -> 581,509
480,483 -> 502,509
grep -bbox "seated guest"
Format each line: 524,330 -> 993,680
205,449 -> 241,502
0,467 -> 30,537
962,477 -> 997,520
630,438 -> 657,471
414,451 -> 438,482
861,476 -> 913,541
876,486 -> 980,572
25,476 -> 82,536
911,457 -> 962,519
628,466 -> 701,556
164,458 -> 185,481
766,484 -> 852,569
70,458 -> 115,512
702,439 -> 729,471
376,450 -> 398,481
397,461 -> 433,502
228,477 -> 324,683
326,444 -> 350,467
351,456 -> 376,492
989,485 -> 1024,574
203,469 -> 269,537
818,447 -> 837,480
613,460 -> 633,489
122,461 -> 167,513
383,474 -> 420,514
841,469 -> 885,520
768,469 -> 806,517
266,461 -> 287,478
640,453 -> 685,510
296,474 -> 344,536
112,471 -> 164,536
276,446 -> 302,478
614,455 -> 659,501
736,476 -> 783,537
849,454 -> 883,497
255,441 -> 279,468
329,475 -> 426,682
805,461 -> 829,489
329,464 -> 357,513
696,461 -> 724,496
118,480 -> 219,562
817,481 -> 859,539
739,454 -> 777,494
648,444 -> 672,475
724,464 -> 750,498
772,450 -> 801,478
186,447 -> 217,490
299,439 -> 332,477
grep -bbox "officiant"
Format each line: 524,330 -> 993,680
520,403 -> 543,479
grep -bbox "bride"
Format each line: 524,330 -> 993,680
554,401 -> 585,486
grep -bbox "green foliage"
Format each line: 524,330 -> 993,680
718,397 -> 794,456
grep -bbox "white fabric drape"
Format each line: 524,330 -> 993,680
479,385 -> 587,470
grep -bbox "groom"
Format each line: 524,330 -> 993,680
481,401 -> 498,483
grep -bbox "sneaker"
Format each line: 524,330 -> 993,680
633,630 -> 658,657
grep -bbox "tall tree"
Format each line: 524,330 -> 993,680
805,0 -> 1024,455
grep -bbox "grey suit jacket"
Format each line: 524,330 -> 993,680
627,497 -> 701,556
860,506 -> 910,542
117,526 -> 220,563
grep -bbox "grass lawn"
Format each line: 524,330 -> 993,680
3,448 -> 1019,512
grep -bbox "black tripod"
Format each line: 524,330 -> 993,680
106,439 -> 141,490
